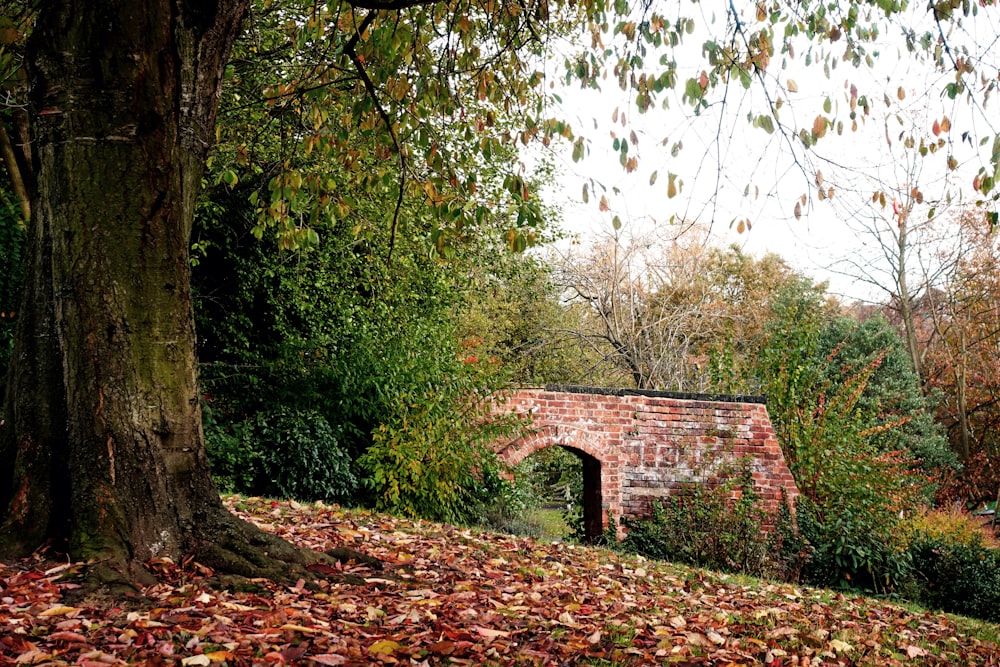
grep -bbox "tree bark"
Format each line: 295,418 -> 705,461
0,0 -> 324,588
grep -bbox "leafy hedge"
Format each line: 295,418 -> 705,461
205,405 -> 357,503
619,467 -> 805,580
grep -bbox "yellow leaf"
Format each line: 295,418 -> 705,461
368,640 -> 401,655
787,79 -> 798,93
280,623 -> 321,634
204,651 -> 233,663
829,638 -> 853,653
897,86 -> 906,100
39,605 -> 78,617
941,116 -> 951,132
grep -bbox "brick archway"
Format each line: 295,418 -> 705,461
497,425 -> 618,540
495,385 -> 799,536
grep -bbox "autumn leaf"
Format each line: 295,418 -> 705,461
667,173 -> 680,198
38,605 -> 78,617
474,626 -> 511,640
368,639 -> 402,655
829,638 -> 853,653
812,115 -> 826,138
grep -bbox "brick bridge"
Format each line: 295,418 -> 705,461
495,385 -> 799,539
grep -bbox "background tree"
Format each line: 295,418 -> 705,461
923,210 -> 1000,461
554,226 -> 722,390
750,280 -> 946,589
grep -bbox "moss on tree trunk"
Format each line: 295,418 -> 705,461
0,0 -> 337,589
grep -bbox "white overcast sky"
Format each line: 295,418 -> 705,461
532,1 -> 1000,303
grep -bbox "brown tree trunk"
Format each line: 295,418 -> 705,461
0,0 -> 324,588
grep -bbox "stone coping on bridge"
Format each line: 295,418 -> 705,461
539,383 -> 768,405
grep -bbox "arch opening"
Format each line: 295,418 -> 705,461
514,444 -> 604,542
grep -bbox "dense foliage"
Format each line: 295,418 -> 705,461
750,282 -> 933,591
193,180 -> 537,523
619,467 -> 784,579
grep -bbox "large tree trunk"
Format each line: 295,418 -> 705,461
0,0 -> 323,587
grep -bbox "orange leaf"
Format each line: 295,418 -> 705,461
812,115 -> 826,138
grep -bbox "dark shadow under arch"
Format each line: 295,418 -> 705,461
571,447 -> 603,541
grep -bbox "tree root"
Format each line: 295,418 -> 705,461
55,507 -> 388,600
188,508 -> 385,590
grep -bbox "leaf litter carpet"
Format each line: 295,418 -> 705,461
2,496 -> 998,666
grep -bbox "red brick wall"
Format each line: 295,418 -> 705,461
495,386 -> 799,537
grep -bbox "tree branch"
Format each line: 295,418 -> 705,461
348,0 -> 438,11
0,121 -> 29,224
344,10 -> 406,265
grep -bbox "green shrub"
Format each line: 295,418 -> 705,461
619,467 -> 778,577
203,401 -> 258,494
206,405 -> 357,503
358,385 -> 523,523
465,467 -> 542,537
908,531 -> 1000,622
796,494 -> 912,593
